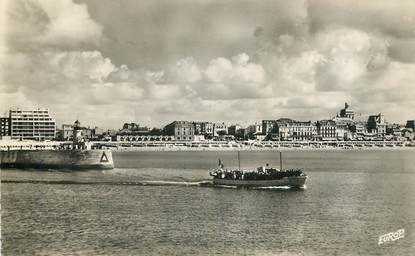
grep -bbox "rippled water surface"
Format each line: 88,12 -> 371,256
2,150 -> 415,255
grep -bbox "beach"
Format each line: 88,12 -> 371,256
108,143 -> 415,152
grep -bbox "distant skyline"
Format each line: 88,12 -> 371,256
1,0 -> 414,129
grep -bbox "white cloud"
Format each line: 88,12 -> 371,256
309,0 -> 415,39
252,24 -> 414,122
353,61 -> 415,103
155,53 -> 269,100
2,49 -> 153,111
204,57 -> 233,83
37,0 -> 102,46
3,0 -> 415,127
205,53 -> 265,84
314,27 -> 389,91
169,57 -> 201,83
49,51 -> 116,82
268,50 -> 323,96
6,0 -> 102,49
3,50 -> 118,91
257,26 -> 391,94
144,70 -> 165,84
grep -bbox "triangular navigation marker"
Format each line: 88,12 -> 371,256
100,151 -> 109,162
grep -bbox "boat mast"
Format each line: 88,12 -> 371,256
238,151 -> 241,170
279,151 -> 283,171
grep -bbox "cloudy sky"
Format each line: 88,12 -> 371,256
1,0 -> 414,129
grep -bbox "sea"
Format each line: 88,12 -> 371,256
1,149 -> 415,255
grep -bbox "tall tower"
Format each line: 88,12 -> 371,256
339,102 -> 355,120
73,120 -> 83,148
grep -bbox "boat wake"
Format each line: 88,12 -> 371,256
250,185 -> 307,191
1,179 -> 305,191
1,179 -> 212,187
1,167 -> 212,187
2,167 -> 306,190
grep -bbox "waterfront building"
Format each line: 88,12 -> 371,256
238,128 -> 249,139
72,120 -> 82,146
274,119 -> 292,140
164,121 -> 195,141
254,134 -> 266,141
334,118 -> 354,140
193,122 -> 214,136
1,117 -> 11,137
62,124 -> 74,140
335,123 -> 351,140
332,116 -> 355,125
339,127 -> 350,140
350,121 -> 368,137
228,124 -> 241,136
339,102 -> 355,120
247,123 -> 263,135
120,123 -> 149,134
118,128 -> 149,136
61,123 -> 103,141
147,127 -> 163,136
316,120 -> 337,140
121,123 -> 149,133
83,128 -> 94,139
288,121 -> 315,141
9,108 -> 56,141
247,123 -> 263,140
213,122 -> 228,136
367,113 -> 386,136
94,127 -> 103,137
55,128 -> 63,141
228,124 -> 246,140
406,120 -> 415,130
262,120 -> 278,135
272,118 -> 315,141
402,128 -> 414,141
116,134 -> 174,142
332,118 -> 353,139
106,129 -> 118,137
193,122 -> 203,135
201,122 -> 213,136
193,135 -> 206,141
386,124 -> 404,137
123,123 -> 140,130
115,123 -> 151,141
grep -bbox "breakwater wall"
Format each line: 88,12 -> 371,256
0,150 -> 114,170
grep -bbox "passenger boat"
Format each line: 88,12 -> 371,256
209,152 -> 307,188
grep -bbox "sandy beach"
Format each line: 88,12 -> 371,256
109,144 -> 415,152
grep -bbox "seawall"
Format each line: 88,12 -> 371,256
0,150 -> 114,170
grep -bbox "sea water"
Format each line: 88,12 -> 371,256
2,149 -> 415,255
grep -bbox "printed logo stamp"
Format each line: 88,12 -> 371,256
378,228 -> 405,245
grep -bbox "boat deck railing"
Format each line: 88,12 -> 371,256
211,168 -> 305,180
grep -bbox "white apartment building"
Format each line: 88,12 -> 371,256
10,109 -> 56,140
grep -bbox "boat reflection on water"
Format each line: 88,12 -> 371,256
209,151 -> 307,189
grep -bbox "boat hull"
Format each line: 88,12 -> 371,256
212,176 -> 307,188
0,149 -> 114,170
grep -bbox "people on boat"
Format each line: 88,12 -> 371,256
210,164 -> 304,180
